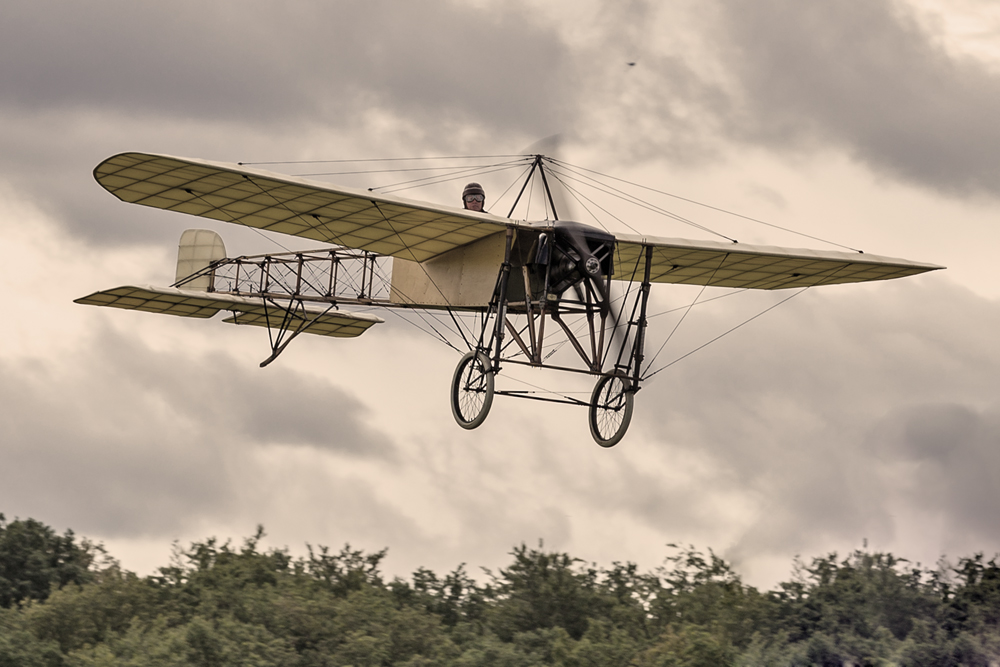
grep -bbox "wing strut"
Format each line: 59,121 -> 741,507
507,157 -> 540,218
505,154 -> 560,220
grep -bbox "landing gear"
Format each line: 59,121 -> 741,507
451,351 -> 494,429
589,372 -> 634,448
445,163 -> 655,448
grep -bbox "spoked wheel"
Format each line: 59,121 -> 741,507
589,372 -> 634,447
451,351 -> 495,429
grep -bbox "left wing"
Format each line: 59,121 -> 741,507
613,234 -> 943,289
94,152 -> 514,263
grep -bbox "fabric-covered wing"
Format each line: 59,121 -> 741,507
94,152 -> 513,263
74,286 -> 383,338
613,235 -> 942,289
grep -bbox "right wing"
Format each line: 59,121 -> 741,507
94,152 -> 514,263
74,285 -> 383,338
613,234 -> 943,289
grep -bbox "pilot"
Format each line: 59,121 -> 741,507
462,182 -> 485,212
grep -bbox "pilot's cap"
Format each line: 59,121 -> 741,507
462,182 -> 485,199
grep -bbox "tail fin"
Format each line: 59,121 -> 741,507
175,229 -> 226,291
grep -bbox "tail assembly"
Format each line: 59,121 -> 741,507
74,229 -> 383,344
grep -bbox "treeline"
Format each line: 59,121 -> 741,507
1,515 -> 998,666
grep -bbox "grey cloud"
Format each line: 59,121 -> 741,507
552,0 -> 1000,195
600,55 -> 732,166
0,121 -> 170,246
0,325 -> 395,538
6,0 -> 1000,585
715,0 -> 1000,196
0,0 -> 574,246
1,1 -> 569,134
553,3 -> 733,166
11,0 -> 1000,248
388,278 -> 1000,577
89,324 -> 396,457
549,446 -> 734,535
0,359 -> 235,537
871,402 -> 1000,541
623,278 -> 1000,563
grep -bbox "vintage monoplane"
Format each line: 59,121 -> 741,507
76,152 -> 942,446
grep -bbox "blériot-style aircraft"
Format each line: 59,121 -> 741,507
76,152 -> 943,446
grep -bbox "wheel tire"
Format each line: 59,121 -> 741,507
451,351 -> 495,430
589,373 -> 634,447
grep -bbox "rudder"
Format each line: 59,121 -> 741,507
175,229 -> 226,290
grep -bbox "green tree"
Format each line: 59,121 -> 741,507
634,625 -> 735,667
393,564 -> 486,629
484,543 -> 608,641
0,515 -> 98,608
7,514 -> 1000,667
774,550 -> 935,645
945,554 -> 1000,635
647,545 -> 770,650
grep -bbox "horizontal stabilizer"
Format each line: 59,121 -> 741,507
74,285 -> 383,338
220,311 -> 374,338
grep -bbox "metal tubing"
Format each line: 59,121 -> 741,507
332,257 -> 339,298
633,245 -> 653,387
537,157 -> 559,220
327,252 -> 335,297
507,157 -> 540,218
504,318 -> 533,360
585,282 -> 599,372
551,312 -> 592,368
492,227 -> 514,369
521,266 -> 538,362
359,252 -> 368,299
368,255 -> 376,299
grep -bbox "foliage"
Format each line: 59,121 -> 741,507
1,515 -> 999,666
0,514 -> 99,609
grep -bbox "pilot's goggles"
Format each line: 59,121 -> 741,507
464,194 -> 485,203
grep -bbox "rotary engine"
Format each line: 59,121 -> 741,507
529,221 -> 615,300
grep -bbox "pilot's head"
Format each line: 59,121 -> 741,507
462,182 -> 485,212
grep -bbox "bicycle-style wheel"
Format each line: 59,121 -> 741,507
451,351 -> 494,429
589,373 -> 633,447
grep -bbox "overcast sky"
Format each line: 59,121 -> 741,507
2,0 -> 1000,588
